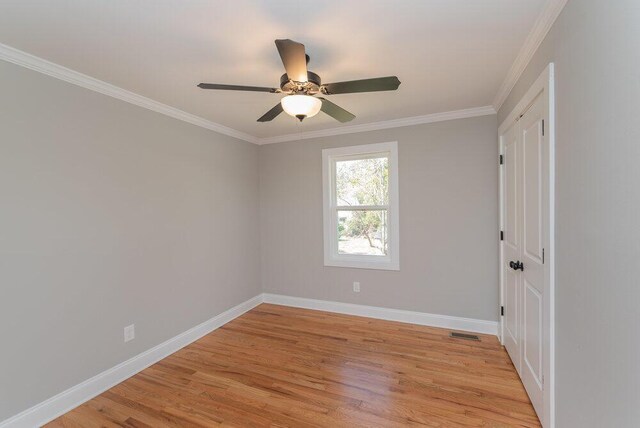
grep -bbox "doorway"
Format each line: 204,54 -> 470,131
499,64 -> 555,427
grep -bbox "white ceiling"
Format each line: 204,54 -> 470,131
0,0 -> 545,139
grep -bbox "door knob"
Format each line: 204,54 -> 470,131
510,260 -> 524,271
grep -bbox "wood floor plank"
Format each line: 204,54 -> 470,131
46,304 -> 540,427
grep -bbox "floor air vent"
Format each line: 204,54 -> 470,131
449,332 -> 480,341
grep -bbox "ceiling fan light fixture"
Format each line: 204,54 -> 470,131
281,95 -> 322,121
198,38 -> 400,123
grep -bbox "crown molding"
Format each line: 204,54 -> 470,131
1,42 -> 497,146
492,0 -> 568,111
1,0 -> 567,147
257,105 -> 496,145
0,42 -> 260,144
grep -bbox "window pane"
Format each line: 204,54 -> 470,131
336,157 -> 388,206
337,210 -> 388,256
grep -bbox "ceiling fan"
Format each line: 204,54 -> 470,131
197,39 -> 401,123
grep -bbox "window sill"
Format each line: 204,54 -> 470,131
324,258 -> 400,271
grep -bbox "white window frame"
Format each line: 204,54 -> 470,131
322,141 -> 400,271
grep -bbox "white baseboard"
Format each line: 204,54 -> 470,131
0,294 -> 263,428
262,293 -> 499,336
2,292 -> 497,427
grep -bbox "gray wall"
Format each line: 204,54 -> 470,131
259,115 -> 499,322
498,1 -> 640,426
0,60 -> 261,420
11,0 -> 639,422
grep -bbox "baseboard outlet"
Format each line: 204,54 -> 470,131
0,294 -> 263,428
262,293 -> 499,336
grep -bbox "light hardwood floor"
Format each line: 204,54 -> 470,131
47,304 -> 540,427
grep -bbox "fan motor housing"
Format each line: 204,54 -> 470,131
280,71 -> 322,94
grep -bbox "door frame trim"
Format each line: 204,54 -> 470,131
498,63 -> 555,428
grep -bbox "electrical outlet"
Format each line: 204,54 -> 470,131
124,324 -> 135,342
353,281 -> 360,293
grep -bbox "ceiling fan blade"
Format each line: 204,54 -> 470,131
275,39 -> 308,83
257,103 -> 284,122
198,83 -> 278,93
318,98 -> 355,123
322,76 -> 401,95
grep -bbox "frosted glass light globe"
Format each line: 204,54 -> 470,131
281,95 -> 322,121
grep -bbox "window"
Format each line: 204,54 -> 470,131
322,142 -> 399,270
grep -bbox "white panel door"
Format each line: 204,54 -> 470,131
500,91 -> 549,422
519,94 -> 546,416
501,122 -> 521,373
499,64 -> 553,428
